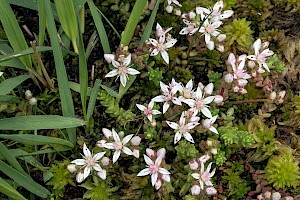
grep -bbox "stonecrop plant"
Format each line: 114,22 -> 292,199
0,0 -> 300,199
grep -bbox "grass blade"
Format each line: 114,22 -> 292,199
0,115 -> 85,130
0,177 -> 27,200
0,160 -> 50,198
38,0 -> 46,46
87,0 -> 111,54
44,0 -> 76,144
0,75 -> 30,95
87,79 -> 101,121
0,95 -> 19,102
120,0 -> 147,46
0,0 -> 32,68
54,0 -> 78,53
68,81 -> 92,96
0,135 -> 74,147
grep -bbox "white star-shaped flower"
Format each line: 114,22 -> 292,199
148,37 -> 177,64
136,101 -> 161,122
199,19 -> 222,44
202,115 -> 218,134
191,162 -> 216,190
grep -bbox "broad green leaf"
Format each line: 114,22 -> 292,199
120,0 -> 147,46
87,0 -> 111,54
0,75 -> 30,95
0,95 -> 19,102
0,115 -> 85,130
0,135 -> 74,147
0,160 -> 51,198
10,146 -> 71,157
87,79 -> 101,121
54,0 -> 78,53
0,0 -> 32,68
8,0 -> 38,10
0,43 -> 25,69
74,0 -> 87,13
0,177 -> 27,200
0,142 -> 28,177
2,149 -> 43,167
44,0 -> 76,144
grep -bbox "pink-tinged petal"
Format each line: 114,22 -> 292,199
112,60 -> 120,68
253,39 -> 261,56
247,55 -> 257,61
212,21 -> 222,29
148,38 -> 158,46
199,26 -> 205,33
179,112 -> 185,125
164,39 -> 177,49
104,142 -> 115,149
166,121 -> 179,130
174,131 -> 182,144
206,162 -> 212,172
160,81 -> 169,93
83,166 -> 91,180
158,168 -> 171,175
113,150 -> 121,163
147,114 -> 153,122
120,75 -> 127,87
205,180 -> 213,186
151,173 -> 158,186
211,31 -> 220,37
203,96 -> 215,104
205,33 -> 211,44
93,164 -> 103,172
93,152 -> 106,161
97,169 -> 106,180
228,53 -> 236,70
137,168 -> 151,176
104,54 -> 115,63
183,132 -> 194,143
195,87 -> 203,99
122,146 -> 133,155
122,134 -> 134,145
261,49 -> 274,57
127,68 -> 140,75
156,23 -> 162,33
102,128 -> 112,139
179,27 -> 189,35
155,154 -> 163,166
76,171 -> 85,183
191,173 -> 200,180
123,54 -> 131,66
186,79 -> 193,90
136,104 -> 146,111
133,149 -> 140,158
221,10 -> 234,19
159,34 -> 166,44
213,0 -> 223,11
152,95 -> 165,102
148,101 -> 154,109
83,143 -> 91,158
163,102 -> 170,114
209,126 -> 218,134
161,50 -> 169,64
157,148 -> 166,158
150,48 -> 159,56
105,69 -> 118,78
200,180 -> 204,190
144,154 -> 154,166
209,168 -> 216,177
186,122 -> 199,129
152,110 -> 161,115
201,107 -> 212,118
112,129 -> 121,142
262,62 -> 270,72
71,159 -> 85,165
172,97 -> 182,106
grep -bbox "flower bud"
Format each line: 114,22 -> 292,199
217,34 -> 226,42
25,90 -> 33,99
157,148 -> 166,158
238,79 -> 248,87
189,160 -> 199,170
198,155 -> 210,163
217,45 -> 224,52
233,86 -> 239,92
165,5 -> 173,13
257,194 -> 263,200
118,131 -> 124,138
211,148 -> 218,155
269,91 -> 276,100
257,67 -> 265,74
67,164 -> 77,173
174,9 -> 181,16
204,83 -> 214,95
131,136 -> 142,146
189,11 -> 196,19
271,192 -> 281,200
146,148 -> 155,157
214,95 -> 223,103
264,191 -> 271,199
207,140 -> 213,146
133,149 -> 140,158
198,82 -> 204,89
97,169 -> 107,180
206,187 -> 217,195
155,179 -> 162,190
29,97 -> 37,105
101,157 -> 110,166
76,171 -> 85,183
97,140 -> 107,148
278,90 -> 286,99
206,41 -> 215,50
203,119 -> 211,129
162,174 -> 170,182
104,54 -> 115,63
248,60 -> 256,68
151,120 -> 157,127
224,74 -> 233,83
102,128 -> 112,139
240,88 -> 248,94
191,185 -> 201,195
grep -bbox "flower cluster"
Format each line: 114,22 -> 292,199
97,128 -> 141,163
189,155 -> 217,196
137,148 -> 171,190
179,1 -> 233,50
165,0 -> 182,14
148,23 -> 177,64
104,53 -> 140,87
224,38 -> 274,94
67,143 -> 107,183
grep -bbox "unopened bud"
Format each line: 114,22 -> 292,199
104,54 -> 115,63
217,34 -> 226,42
214,95 -> 223,103
191,185 -> 201,195
271,192 -> 281,200
206,187 -> 217,195
118,131 -> 124,138
264,191 -> 271,199
204,83 -> 214,95
217,45 -> 224,52
67,164 -> 77,173
157,148 -> 166,158
248,60 -> 256,68
165,5 -> 173,13
29,97 -> 37,105
207,140 -> 213,146
174,9 -> 181,16
97,169 -> 106,180
133,149 -> 140,158
206,41 -> 215,50
102,128 -> 112,139
25,90 -> 33,99
278,90 -> 286,99
211,148 -> 218,155
151,120 -> 157,127
131,136 -> 142,146
146,148 -> 155,157
224,74 -> 233,83
101,157 -> 110,166
269,91 -> 276,100
155,179 -> 162,190
189,160 -> 199,170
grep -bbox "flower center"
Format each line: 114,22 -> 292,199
114,141 -> 123,150
201,172 -> 210,182
235,70 -> 245,79
118,66 -> 128,75
195,99 -> 204,109
179,125 -> 187,133
85,157 -> 95,167
205,25 -> 215,34
149,165 -> 159,174
257,54 -> 266,63
163,92 -> 173,101
145,108 -> 153,115
157,43 -> 165,51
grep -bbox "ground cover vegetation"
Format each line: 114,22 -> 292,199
0,0 -> 300,199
